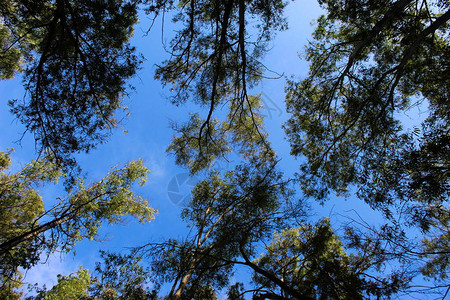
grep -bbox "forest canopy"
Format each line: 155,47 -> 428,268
0,0 -> 448,299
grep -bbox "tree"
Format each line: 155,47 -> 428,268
2,0 -> 448,298
252,219 -> 363,299
30,267 -> 92,300
283,1 -> 449,292
149,0 -> 287,169
28,251 -> 157,300
141,156 -> 307,299
1,0 -> 142,165
0,271 -> 23,300
89,250 -> 157,299
251,218 -> 414,300
167,95 -> 273,174
0,149 -> 155,293
284,0 -> 449,210
0,22 -> 22,80
145,1 -> 450,297
145,184 -> 413,300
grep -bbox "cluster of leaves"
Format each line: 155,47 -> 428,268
284,0 -> 449,210
152,0 -> 287,105
28,251 -> 157,300
1,0 -> 142,165
282,1 -> 449,295
148,0 -> 287,169
252,220 -> 363,299
167,95 -> 273,173
0,150 -> 155,295
142,156 -> 299,299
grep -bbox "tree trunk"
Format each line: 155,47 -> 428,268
169,256 -> 200,300
0,213 -> 71,256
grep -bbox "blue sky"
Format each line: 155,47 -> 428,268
0,0 -> 388,295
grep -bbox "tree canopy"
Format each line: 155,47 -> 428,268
1,0 -> 141,165
0,150 -> 155,296
27,251 -> 157,299
284,0 -> 449,211
0,0 -> 448,298
153,0 -> 287,173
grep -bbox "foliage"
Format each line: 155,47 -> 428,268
284,0 -> 449,211
0,150 -> 58,279
0,150 -> 155,288
420,206 -> 450,281
141,157 -> 304,299
27,251 -> 157,300
1,0 -> 449,298
31,267 -> 91,300
226,282 -> 246,300
252,218 -> 416,299
149,0 -> 287,169
167,95 -> 273,174
90,250 -> 156,299
1,0 -> 141,165
285,0 -> 450,291
0,22 -> 22,80
283,2 -> 450,294
152,0 -> 287,105
0,271 -> 23,300
252,219 -> 363,299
